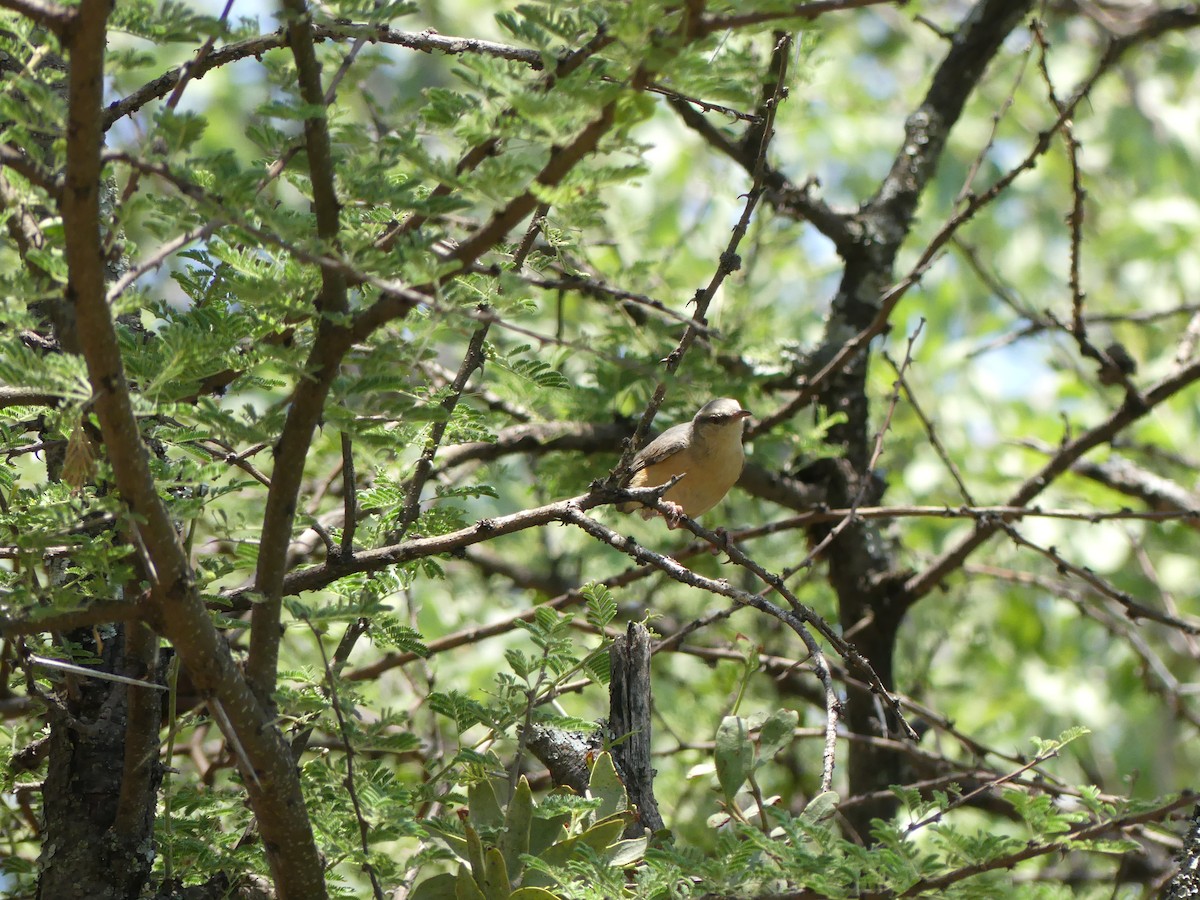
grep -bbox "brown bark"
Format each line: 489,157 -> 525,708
609,623 -> 665,837
35,627 -> 163,900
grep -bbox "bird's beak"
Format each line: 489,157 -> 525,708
735,409 -> 752,419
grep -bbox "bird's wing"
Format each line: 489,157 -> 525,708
627,421 -> 691,475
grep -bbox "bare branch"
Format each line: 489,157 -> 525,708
59,0 -> 325,891
248,0 -> 352,702
0,600 -> 144,638
699,0 -> 899,34
904,356 -> 1200,603
103,23 -> 546,131
395,316 -> 492,537
618,33 -> 794,477
0,0 -> 72,35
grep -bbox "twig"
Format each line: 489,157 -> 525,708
0,0 -> 72,35
883,347 -> 974,504
905,355 -> 1200,603
26,654 -> 167,691
304,617 -> 384,900
699,0 -> 896,34
1000,523 -> 1200,634
394,313 -> 492,538
339,432 -> 358,558
617,33 -> 793,477
903,744 -> 1061,836
799,321 -> 924,570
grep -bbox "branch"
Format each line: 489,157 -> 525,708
339,432 -> 357,557
0,142 -> 60,193
0,600 -> 144,638
0,386 -> 61,409
305,618 -> 384,899
617,34 -> 793,477
0,0 -> 71,35
1001,523 -> 1200,634
884,793 -> 1194,898
866,0 -> 1033,232
699,0 -> 898,33
58,1 -> 325,893
102,23 -> 546,130
247,0 -> 351,702
1072,456 -> 1200,527
517,268 -> 717,332
394,314 -> 492,537
904,356 -> 1200,603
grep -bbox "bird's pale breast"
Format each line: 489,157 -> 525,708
629,433 -> 744,518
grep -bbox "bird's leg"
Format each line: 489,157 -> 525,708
660,501 -> 686,529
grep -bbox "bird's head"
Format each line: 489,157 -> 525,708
691,397 -> 751,438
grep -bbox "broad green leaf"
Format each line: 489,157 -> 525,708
500,777 -> 534,878
801,791 -> 841,824
756,708 -> 799,767
468,780 -> 505,834
480,848 -> 511,900
455,865 -> 487,900
409,872 -> 458,900
587,751 -> 628,822
715,716 -> 753,800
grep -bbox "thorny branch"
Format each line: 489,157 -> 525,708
617,32 -> 794,477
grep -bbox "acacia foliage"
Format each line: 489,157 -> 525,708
2,0 -> 1200,897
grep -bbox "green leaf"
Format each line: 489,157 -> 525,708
582,582 -> 617,629
465,824 -> 487,881
505,648 -> 532,679
153,108 -> 207,154
604,834 -> 648,867
468,780 -> 505,834
455,864 -> 487,900
715,716 -> 753,801
409,872 -> 458,900
587,752 -> 628,822
801,791 -> 840,824
755,708 -> 798,767
480,848 -> 511,900
1030,726 -> 1092,757
500,777 -> 534,878
372,618 -> 429,656
528,810 -> 570,858
531,817 -> 625,880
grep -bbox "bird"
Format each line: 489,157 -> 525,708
621,397 -> 751,527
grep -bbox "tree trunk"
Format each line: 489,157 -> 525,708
37,624 -> 163,899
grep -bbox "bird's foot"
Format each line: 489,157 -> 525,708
661,501 -> 686,529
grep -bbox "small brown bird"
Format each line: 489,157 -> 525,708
621,397 -> 751,527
